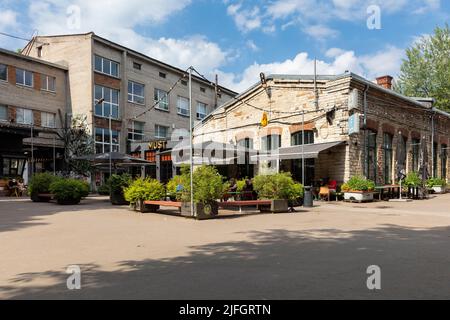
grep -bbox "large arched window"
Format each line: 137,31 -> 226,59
383,133 -> 393,184
261,135 -> 281,151
237,138 -> 254,150
291,130 -> 314,146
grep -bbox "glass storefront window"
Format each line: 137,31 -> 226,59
383,133 -> 393,184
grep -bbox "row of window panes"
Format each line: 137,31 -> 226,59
95,128 -> 120,153
127,122 -> 170,141
94,55 -> 119,78
0,105 -> 54,127
94,85 -> 119,119
0,64 -> 56,91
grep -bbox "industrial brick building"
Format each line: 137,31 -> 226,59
193,73 -> 449,186
0,48 -> 68,183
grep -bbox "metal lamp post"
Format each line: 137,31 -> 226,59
188,67 -> 194,217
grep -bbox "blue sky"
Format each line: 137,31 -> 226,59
0,0 -> 448,91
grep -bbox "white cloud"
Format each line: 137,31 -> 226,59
0,9 -> 18,31
246,40 -> 259,52
23,0 -> 231,74
303,25 -> 339,40
227,3 -> 262,33
216,45 -> 405,92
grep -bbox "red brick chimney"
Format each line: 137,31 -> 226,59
376,75 -> 393,90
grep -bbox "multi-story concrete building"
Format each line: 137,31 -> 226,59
0,48 -> 68,185
23,32 -> 236,182
193,73 -> 450,186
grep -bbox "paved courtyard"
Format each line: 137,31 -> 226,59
1,195 -> 450,299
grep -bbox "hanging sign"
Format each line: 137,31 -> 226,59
348,113 -> 360,135
261,112 -> 269,128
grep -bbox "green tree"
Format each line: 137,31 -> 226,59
396,24 -> 450,111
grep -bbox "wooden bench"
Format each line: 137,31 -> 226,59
219,200 -> 272,213
141,200 -> 182,213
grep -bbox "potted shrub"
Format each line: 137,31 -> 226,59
426,178 -> 447,194
29,173 -> 60,202
49,179 -> 89,205
341,176 -> 375,202
253,172 -> 302,213
166,175 -> 188,201
124,178 -> 165,212
97,184 -> 110,196
180,165 -> 224,219
108,174 -> 132,205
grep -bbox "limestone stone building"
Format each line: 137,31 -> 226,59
193,73 -> 450,186
0,48 -> 68,183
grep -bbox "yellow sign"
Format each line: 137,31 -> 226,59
261,112 -> 269,127
148,140 -> 168,150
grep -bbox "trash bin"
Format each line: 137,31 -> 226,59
303,186 -> 313,207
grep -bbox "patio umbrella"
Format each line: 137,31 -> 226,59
73,152 -> 152,164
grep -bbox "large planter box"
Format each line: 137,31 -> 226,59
110,191 -> 129,206
432,186 -> 446,194
31,193 -> 52,203
181,202 -> 219,220
56,198 -> 81,205
135,200 -> 160,213
259,200 -> 289,213
344,191 -> 374,202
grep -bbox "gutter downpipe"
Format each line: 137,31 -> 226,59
363,84 -> 369,179
431,111 -> 436,178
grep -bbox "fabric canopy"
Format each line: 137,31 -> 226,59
252,141 -> 346,161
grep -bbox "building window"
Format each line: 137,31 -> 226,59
154,89 -> 169,111
411,138 -> 420,172
159,72 -> 166,79
0,64 -> 7,81
383,133 -> 393,184
41,75 -> 56,92
262,134 -> 281,151
367,130 -> 377,182
197,102 -> 207,120
155,125 -> 169,139
441,144 -> 448,179
41,112 -> 55,128
2,158 -> 25,177
177,96 -> 190,116
16,108 -> 33,125
181,80 -> 188,86
433,143 -> 439,178
133,62 -> 141,70
237,138 -> 254,150
291,130 -> 314,146
95,128 -> 120,153
200,87 -> 206,93
94,85 -> 119,119
16,68 -> 33,87
128,121 -> 144,142
398,135 -> 407,169
0,105 -> 7,121
37,46 -> 43,58
94,55 -> 119,78
128,81 -> 145,105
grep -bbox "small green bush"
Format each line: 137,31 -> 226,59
253,172 -> 304,200
97,184 -> 110,195
49,179 -> 89,205
404,172 -> 422,187
166,175 -> 189,201
426,177 -> 447,188
236,179 -> 246,193
124,178 -> 165,205
341,176 -> 375,192
181,165 -> 224,204
108,174 -> 132,194
29,173 -> 60,196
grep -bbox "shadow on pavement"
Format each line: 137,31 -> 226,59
2,224 -> 450,300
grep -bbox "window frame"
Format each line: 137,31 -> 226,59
291,130 -> 315,146
441,144 -> 448,179
0,64 -> 7,82
177,96 -> 190,117
154,88 -> 169,111
411,138 -> 421,173
155,124 -> 169,139
16,108 -> 33,125
0,104 -> 8,122
41,75 -> 56,92
261,134 -> 281,151
41,112 -> 55,128
383,133 -> 393,184
127,80 -> 145,105
94,55 -> 120,78
196,102 -> 207,120
128,121 -> 145,142
94,85 -> 120,120
16,68 -> 33,87
95,128 -> 120,153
